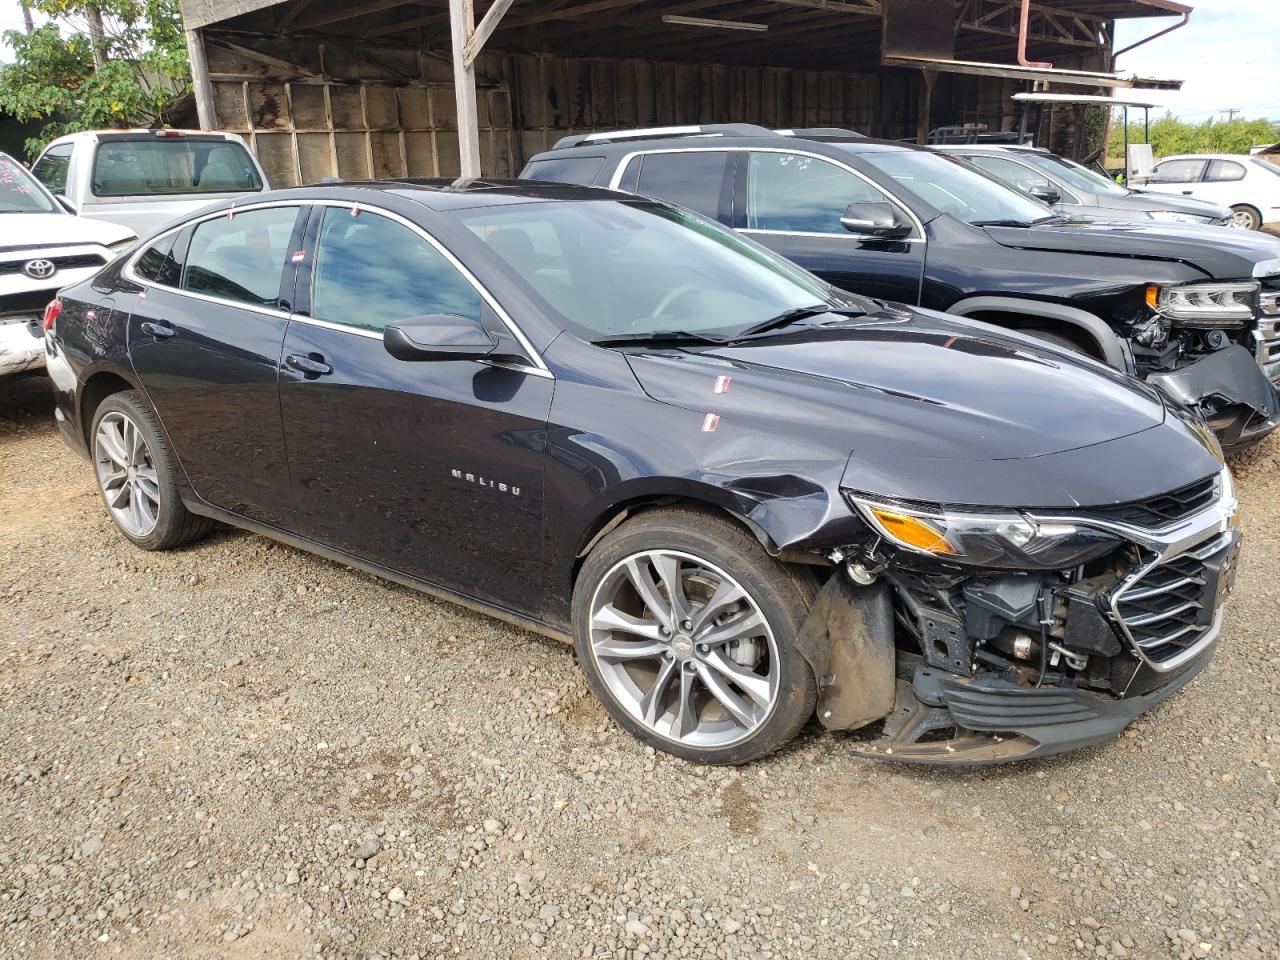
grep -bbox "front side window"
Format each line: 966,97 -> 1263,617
851,148 -> 1055,227
0,154 -> 57,213
1206,159 -> 1246,183
1148,159 -> 1206,184
182,206 -> 300,308
311,208 -> 482,333
1038,154 -> 1128,197
457,199 -> 844,341
632,151 -> 728,219
31,145 -> 72,196
747,151 -> 890,234
92,138 -> 263,198
965,155 -> 1055,197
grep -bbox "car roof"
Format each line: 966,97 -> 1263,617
1157,153 -> 1253,162
234,178 -> 646,212
938,144 -> 1050,156
528,130 -> 920,161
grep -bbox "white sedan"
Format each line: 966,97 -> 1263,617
1,152 -> 136,377
1135,153 -> 1280,230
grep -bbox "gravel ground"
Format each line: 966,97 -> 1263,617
2,371 -> 1278,960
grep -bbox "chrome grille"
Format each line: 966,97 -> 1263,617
1112,532 -> 1238,667
1090,475 -> 1219,529
1258,281 -> 1280,382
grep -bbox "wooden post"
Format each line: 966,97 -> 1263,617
185,29 -> 217,132
449,0 -> 482,179
915,69 -> 936,146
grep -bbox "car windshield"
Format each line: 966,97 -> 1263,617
852,148 -> 1055,227
455,200 -> 852,341
91,138 -> 264,197
0,154 -> 57,213
1031,153 -> 1130,197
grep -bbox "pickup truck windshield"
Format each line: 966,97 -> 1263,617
1034,154 -> 1130,197
0,155 -> 57,213
92,139 -> 263,198
854,149 -> 1055,227
456,200 -> 848,341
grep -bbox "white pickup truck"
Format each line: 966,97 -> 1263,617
1,153 -> 137,377
30,129 -> 270,239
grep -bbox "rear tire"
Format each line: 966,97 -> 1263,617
1230,205 -> 1262,230
90,391 -> 213,551
572,506 -> 817,764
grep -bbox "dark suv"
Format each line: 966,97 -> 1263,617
522,125 -> 1280,451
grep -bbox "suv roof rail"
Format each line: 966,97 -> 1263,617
776,127 -> 866,139
550,123 -> 779,149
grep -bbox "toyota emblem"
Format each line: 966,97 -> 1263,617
23,259 -> 56,280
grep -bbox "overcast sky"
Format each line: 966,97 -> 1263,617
1,0 -> 1276,122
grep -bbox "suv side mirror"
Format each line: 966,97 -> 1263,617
1028,184 -> 1061,205
840,202 -> 911,239
384,314 -> 498,361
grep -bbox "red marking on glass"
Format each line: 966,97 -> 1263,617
701,413 -> 720,433
714,375 -> 732,394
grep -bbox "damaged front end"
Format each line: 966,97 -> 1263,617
799,470 -> 1240,765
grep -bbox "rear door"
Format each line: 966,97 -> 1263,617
125,203 -> 304,526
1195,159 -> 1249,207
277,202 -> 553,613
610,150 -> 734,224
736,149 -> 926,303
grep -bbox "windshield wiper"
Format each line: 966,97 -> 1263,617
971,218 -> 1033,228
592,330 -> 728,348
733,304 -> 865,340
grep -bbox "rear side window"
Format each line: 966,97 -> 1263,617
522,156 -> 605,185
311,208 -> 482,333
1148,159 -> 1206,184
182,206 -> 300,308
92,138 -> 263,197
747,151 -> 888,234
632,151 -> 729,219
32,144 -> 72,194
1205,159 -> 1246,182
134,228 -> 189,287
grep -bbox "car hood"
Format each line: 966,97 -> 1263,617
1121,190 -> 1233,219
622,308 -> 1225,508
982,217 -> 1280,279
0,212 -> 135,251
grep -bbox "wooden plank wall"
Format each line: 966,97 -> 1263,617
203,33 -> 976,183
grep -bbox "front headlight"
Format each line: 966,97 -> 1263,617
846,494 -> 1122,570
1146,280 -> 1258,327
1148,211 -> 1212,224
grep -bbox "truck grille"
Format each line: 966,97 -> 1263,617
1089,475 -> 1219,528
1111,532 -> 1238,666
1259,282 -> 1280,382
0,253 -> 106,276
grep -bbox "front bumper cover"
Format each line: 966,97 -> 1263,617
0,316 -> 45,376
1145,344 -> 1280,451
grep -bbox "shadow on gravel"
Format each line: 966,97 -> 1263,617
0,371 -> 56,434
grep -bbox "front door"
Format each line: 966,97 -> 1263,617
278,204 -> 553,614
735,150 -> 926,304
126,204 -> 304,526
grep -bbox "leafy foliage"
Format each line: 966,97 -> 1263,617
0,1 -> 190,158
1108,113 -> 1280,161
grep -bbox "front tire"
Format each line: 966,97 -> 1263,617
572,507 -> 817,764
1230,205 -> 1262,230
90,391 -> 213,550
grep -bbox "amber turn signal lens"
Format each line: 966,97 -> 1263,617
869,508 -> 956,554
1145,285 -> 1160,310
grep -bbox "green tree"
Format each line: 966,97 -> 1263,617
0,1 -> 190,158
1108,113 -> 1280,161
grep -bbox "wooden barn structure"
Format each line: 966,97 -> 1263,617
177,0 -> 1191,185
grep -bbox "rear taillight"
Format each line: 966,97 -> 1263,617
43,298 -> 62,333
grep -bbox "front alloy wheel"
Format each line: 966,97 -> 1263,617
588,549 -> 779,749
95,411 -> 161,537
573,507 -> 817,764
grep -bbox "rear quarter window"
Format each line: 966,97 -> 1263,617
92,138 -> 263,198
522,156 -> 606,185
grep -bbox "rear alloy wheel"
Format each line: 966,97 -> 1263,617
1230,205 -> 1262,230
573,508 -> 816,764
91,391 -> 213,550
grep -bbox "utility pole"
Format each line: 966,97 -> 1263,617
87,7 -> 106,71
1220,108 -> 1241,122
20,0 -> 35,33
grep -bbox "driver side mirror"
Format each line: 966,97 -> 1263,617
840,202 -> 911,239
55,194 -> 77,214
1028,184 -> 1061,205
384,314 -> 498,361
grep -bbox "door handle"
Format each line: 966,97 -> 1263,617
1181,190 -> 1193,195
139,320 -> 175,339
286,353 -> 333,376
